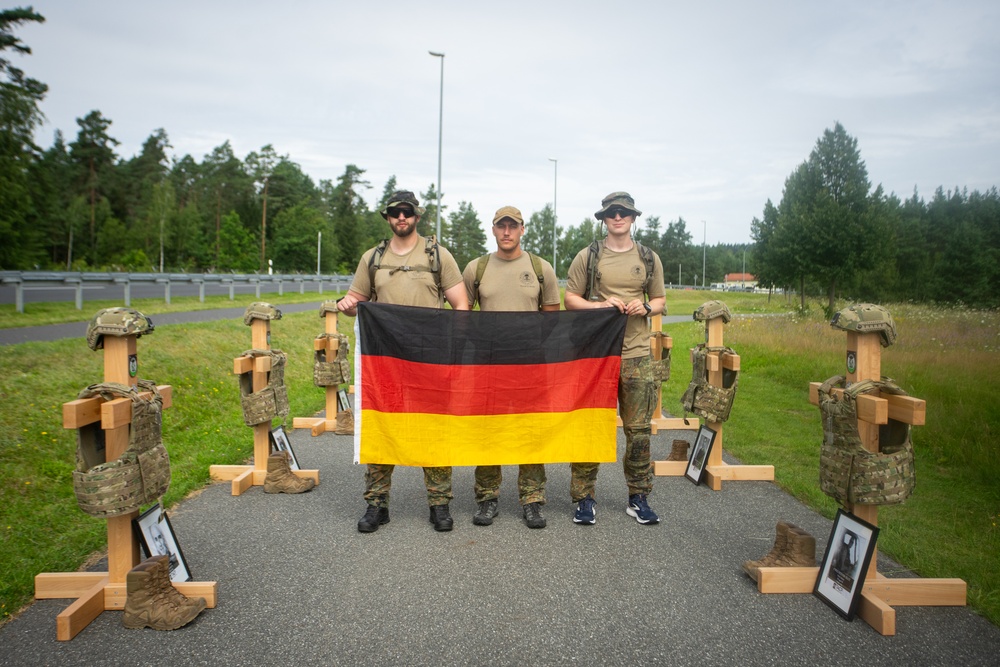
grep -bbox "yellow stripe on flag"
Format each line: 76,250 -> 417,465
358,408 -> 618,466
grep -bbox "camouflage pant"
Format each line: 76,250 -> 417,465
571,356 -> 656,501
474,464 -> 547,505
364,464 -> 453,507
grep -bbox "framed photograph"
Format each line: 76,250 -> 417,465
269,425 -> 300,470
337,388 -> 351,412
813,509 -> 879,620
133,503 -> 193,582
685,425 -> 717,485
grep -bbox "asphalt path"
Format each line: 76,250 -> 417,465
2,427 -> 998,666
1,309 -> 998,665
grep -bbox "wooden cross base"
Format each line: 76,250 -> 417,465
293,309 -> 354,437
209,319 -> 320,495
38,334 -> 217,641
210,463 -> 320,496
653,313 -> 775,489
754,327 -> 966,636
34,572 -> 218,641
292,385 -> 354,436
755,566 -> 966,636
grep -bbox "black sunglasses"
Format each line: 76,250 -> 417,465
387,207 -> 415,219
604,207 -> 634,219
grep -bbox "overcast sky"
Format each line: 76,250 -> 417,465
17,1 -> 1000,249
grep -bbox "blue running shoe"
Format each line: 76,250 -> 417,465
627,494 -> 659,525
573,496 -> 596,525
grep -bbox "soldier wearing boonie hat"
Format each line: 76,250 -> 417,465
564,191 -> 666,527
461,205 -> 560,530
338,189 -> 470,534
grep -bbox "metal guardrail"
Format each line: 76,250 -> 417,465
0,271 -> 354,313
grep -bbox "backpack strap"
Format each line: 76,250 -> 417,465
583,239 -> 655,301
635,241 -> 656,300
366,236 -> 442,302
366,239 -> 390,301
582,240 -> 603,301
471,254 -> 490,307
473,252 -> 547,309
526,251 -> 545,307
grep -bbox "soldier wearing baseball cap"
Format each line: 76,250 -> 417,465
461,206 -> 560,530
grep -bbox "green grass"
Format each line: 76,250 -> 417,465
657,302 -> 1000,623
1,291 -> 998,628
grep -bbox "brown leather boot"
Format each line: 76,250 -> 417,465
667,439 -> 690,461
264,451 -> 315,494
773,524 -> 816,568
123,555 -> 206,630
334,409 -> 354,435
743,521 -> 790,581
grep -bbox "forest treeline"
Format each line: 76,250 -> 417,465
3,9 -> 998,308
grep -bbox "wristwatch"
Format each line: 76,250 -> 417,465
642,302 -> 652,314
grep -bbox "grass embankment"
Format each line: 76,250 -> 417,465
0,291 -> 997,627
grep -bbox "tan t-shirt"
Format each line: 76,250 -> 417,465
462,252 -> 560,312
349,236 -> 464,308
566,242 -> 665,359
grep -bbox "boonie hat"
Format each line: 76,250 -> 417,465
380,190 -> 424,219
594,191 -> 642,220
493,206 -> 524,225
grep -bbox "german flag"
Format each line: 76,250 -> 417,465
354,302 -> 626,467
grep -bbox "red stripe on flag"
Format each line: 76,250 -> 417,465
361,355 -> 620,416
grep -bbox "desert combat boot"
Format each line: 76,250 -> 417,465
743,520 -> 791,582
123,555 -> 206,630
264,451 -> 315,494
667,439 -> 690,461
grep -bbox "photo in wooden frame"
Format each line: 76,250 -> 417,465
134,503 -> 193,582
269,425 -> 300,470
685,425 -> 716,485
813,508 -> 879,620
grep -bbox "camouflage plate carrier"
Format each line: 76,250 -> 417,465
817,375 -> 915,506
313,333 -> 351,386
680,344 -> 739,423
650,332 -> 671,383
73,380 -> 171,518
239,349 -> 290,426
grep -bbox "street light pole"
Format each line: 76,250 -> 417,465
548,158 -> 557,275
429,51 -> 445,240
702,220 -> 706,289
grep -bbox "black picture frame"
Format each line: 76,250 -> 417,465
685,425 -> 716,485
813,509 -> 880,620
133,503 -> 193,582
269,425 -> 299,470
337,388 -> 351,412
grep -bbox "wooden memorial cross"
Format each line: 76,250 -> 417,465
209,313 -> 319,495
757,325 -> 966,635
293,304 -> 352,436
36,332 -> 217,641
654,312 -> 774,488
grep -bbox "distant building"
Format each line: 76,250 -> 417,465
723,273 -> 757,291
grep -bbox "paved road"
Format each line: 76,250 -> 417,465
0,307 -> 697,346
0,302 -> 325,346
1,426 -> 997,666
